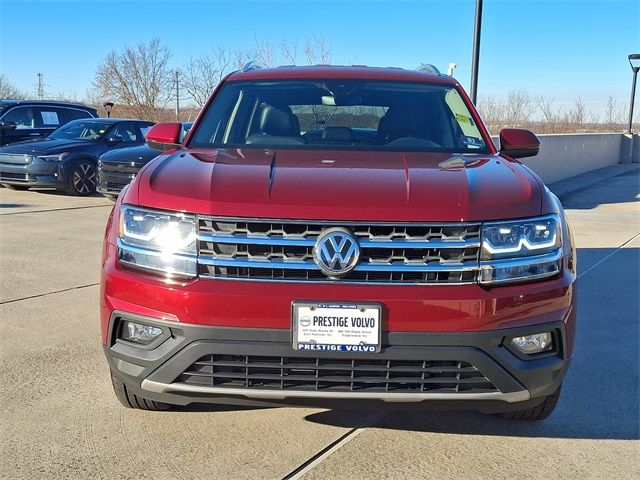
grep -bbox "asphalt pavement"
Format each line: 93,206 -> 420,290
1,168 -> 638,480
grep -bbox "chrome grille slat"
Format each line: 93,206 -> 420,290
197,216 -> 481,284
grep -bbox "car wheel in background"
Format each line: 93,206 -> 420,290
2,184 -> 30,191
66,159 -> 97,196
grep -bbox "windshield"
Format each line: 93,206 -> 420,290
49,120 -> 112,141
189,79 -> 489,153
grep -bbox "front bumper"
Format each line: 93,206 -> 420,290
0,157 -> 67,187
105,311 -> 570,412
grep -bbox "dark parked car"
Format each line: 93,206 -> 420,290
0,100 -> 98,146
97,122 -> 192,200
0,118 -> 154,195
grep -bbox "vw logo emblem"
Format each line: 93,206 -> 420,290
313,228 -> 361,277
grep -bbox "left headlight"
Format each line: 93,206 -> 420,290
479,214 -> 563,285
117,205 -> 197,279
39,153 -> 69,162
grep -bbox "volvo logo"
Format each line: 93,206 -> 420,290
313,228 -> 361,277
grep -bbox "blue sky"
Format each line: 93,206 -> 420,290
1,0 -> 638,116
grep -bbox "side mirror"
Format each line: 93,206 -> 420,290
499,128 -> 540,159
146,123 -> 182,151
0,121 -> 17,131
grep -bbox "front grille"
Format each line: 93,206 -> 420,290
197,217 -> 481,284
0,172 -> 31,183
179,354 -> 497,394
100,162 -> 141,174
0,153 -> 32,165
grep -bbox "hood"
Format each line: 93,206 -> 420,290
100,144 -> 158,165
134,148 -> 543,222
0,137 -> 94,155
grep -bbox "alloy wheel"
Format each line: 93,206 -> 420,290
72,161 -> 97,195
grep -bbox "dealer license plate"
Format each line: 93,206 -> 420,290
292,302 -> 382,353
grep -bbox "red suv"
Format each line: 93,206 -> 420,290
101,65 -> 576,420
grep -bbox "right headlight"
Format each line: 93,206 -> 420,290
479,214 -> 562,285
117,205 -> 197,279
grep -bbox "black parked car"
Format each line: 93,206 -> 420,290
0,118 -> 154,195
0,100 -> 98,146
97,122 -> 192,199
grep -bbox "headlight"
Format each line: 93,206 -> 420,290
479,214 -> 562,285
117,205 -> 197,278
39,153 -> 69,162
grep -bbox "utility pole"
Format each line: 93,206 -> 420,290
175,70 -> 180,120
36,73 -> 45,99
470,0 -> 483,104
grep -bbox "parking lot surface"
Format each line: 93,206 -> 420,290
1,169 -> 638,480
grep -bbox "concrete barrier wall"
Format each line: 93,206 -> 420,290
490,133 -> 631,184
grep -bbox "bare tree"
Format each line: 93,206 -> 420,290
304,35 -> 332,65
568,96 -> 586,128
604,95 -> 625,128
477,94 -> 505,127
251,35 -> 332,67
0,74 -> 27,99
504,90 -> 535,125
182,48 -> 234,108
92,38 -> 174,120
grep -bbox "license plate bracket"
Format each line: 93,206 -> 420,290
292,301 -> 382,353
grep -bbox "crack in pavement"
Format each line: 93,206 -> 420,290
578,232 -> 640,280
282,412 -> 387,480
0,204 -> 112,216
0,283 -> 99,306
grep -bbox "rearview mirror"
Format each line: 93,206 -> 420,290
499,128 -> 540,159
106,136 -> 123,146
146,123 -> 182,151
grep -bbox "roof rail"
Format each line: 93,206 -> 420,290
241,61 -> 266,72
415,64 -> 442,76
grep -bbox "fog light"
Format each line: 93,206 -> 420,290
511,332 -> 553,354
120,321 -> 163,345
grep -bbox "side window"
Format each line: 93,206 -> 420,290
64,109 -> 93,121
1,107 -> 36,129
110,123 -> 138,143
140,126 -> 152,138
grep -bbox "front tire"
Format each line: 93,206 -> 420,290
110,370 -> 174,411
66,159 -> 97,196
497,384 -> 562,421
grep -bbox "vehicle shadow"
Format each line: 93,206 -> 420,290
303,246 -> 639,440
557,168 -> 639,210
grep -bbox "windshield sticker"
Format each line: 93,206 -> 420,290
455,113 -> 470,124
462,136 -> 485,148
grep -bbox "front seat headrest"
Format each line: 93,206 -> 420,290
260,105 -> 299,136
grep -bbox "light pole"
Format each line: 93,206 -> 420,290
470,0 -> 483,104
174,70 -> 180,120
103,102 -> 114,118
627,54 -> 640,134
